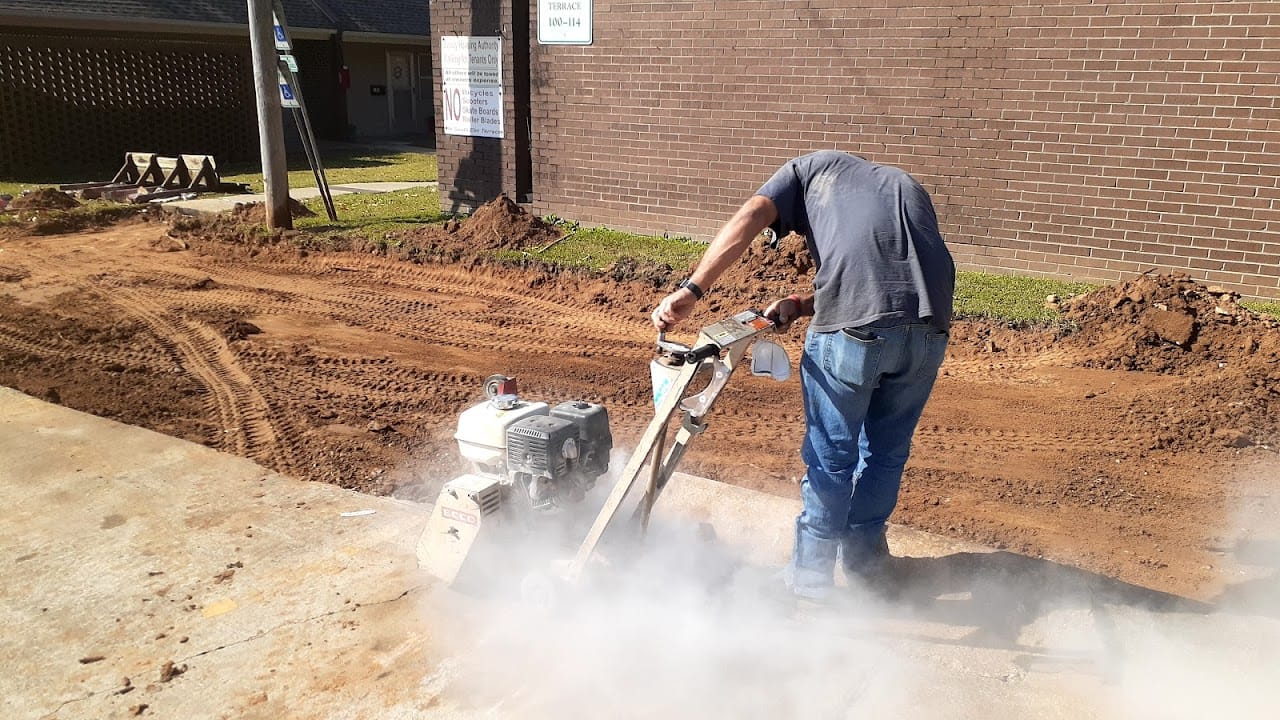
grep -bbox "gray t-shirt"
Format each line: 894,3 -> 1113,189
756,151 -> 955,332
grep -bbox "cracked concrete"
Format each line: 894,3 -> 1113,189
3,386 -> 1278,719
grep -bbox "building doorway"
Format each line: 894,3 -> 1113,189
387,51 -> 415,134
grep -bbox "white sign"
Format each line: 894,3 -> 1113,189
280,54 -> 299,73
440,36 -> 504,139
278,70 -> 299,109
272,12 -> 291,51
538,0 -> 592,45
441,84 -> 504,139
440,36 -> 502,86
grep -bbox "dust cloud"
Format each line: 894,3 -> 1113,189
419,446 -> 914,718
1101,463 -> 1280,719
437,524 -> 914,718
418,451 -> 1280,718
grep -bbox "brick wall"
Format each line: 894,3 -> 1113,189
431,0 -> 528,213
437,1 -> 1280,299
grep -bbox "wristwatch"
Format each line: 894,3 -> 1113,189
676,278 -> 705,300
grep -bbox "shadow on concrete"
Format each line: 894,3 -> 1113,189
862,551 -> 1213,676
1212,538 -> 1280,619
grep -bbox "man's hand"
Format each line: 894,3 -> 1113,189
763,294 -> 808,331
651,288 -> 698,331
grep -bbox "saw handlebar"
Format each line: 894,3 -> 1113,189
681,343 -> 721,363
656,332 -> 722,364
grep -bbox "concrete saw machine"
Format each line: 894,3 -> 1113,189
416,309 -> 791,593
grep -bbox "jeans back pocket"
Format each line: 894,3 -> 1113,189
824,329 -> 885,388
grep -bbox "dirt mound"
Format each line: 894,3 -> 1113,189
457,195 -> 562,250
10,188 -> 79,210
717,232 -> 814,293
230,199 -> 316,224
1058,272 -> 1280,373
674,232 -> 814,323
1043,273 -> 1280,451
394,195 -> 562,257
222,318 -> 262,342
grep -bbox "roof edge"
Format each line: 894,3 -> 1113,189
0,10 -> 426,39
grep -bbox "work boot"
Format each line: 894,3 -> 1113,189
841,533 -> 904,600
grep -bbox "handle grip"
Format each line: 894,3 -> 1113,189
681,343 -> 721,363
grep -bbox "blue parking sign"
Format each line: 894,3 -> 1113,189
272,12 -> 291,51
278,70 -> 300,108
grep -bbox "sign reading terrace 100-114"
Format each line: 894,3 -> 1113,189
440,36 -> 504,139
538,0 -> 592,45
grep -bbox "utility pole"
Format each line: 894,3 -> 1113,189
247,0 -> 291,229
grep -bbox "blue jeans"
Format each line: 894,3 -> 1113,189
787,322 -> 948,597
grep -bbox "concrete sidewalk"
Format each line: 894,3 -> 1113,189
2,387 -> 1276,719
167,181 -> 437,215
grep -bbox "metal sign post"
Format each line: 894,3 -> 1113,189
248,0 -> 290,229
270,2 -> 337,221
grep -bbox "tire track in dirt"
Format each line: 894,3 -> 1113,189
0,322 -> 171,373
107,286 -> 293,469
3,242 -> 290,467
204,259 -> 649,359
912,425 -> 1121,453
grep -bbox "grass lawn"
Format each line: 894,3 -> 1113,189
498,226 -> 706,270
0,145 -> 436,199
953,272 -> 1097,324
219,146 -> 437,192
297,186 -> 445,239
0,175 -> 77,199
1243,301 -> 1280,318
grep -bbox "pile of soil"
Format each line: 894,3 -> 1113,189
172,195 -> 567,267
448,195 -> 561,251
392,195 -> 563,258
711,232 -> 814,305
230,199 -> 316,224
1057,272 -> 1280,373
10,188 -> 79,210
160,199 -> 317,251
1039,273 -> 1280,451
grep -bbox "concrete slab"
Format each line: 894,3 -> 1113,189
3,387 -> 1277,719
165,182 -> 437,215
0,387 -> 442,719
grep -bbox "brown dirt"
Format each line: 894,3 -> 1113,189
1,202 -> 1277,601
0,202 -> 147,238
10,188 -> 79,210
229,198 -> 316,224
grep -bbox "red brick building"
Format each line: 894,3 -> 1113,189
432,0 -> 1279,299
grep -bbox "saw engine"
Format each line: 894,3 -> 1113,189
418,309 -> 789,592
419,375 -> 613,585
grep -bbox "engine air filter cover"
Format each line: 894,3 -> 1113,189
507,415 -> 577,479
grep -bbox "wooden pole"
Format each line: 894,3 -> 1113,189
247,0 -> 291,229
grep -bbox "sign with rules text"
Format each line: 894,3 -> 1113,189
440,36 -> 504,139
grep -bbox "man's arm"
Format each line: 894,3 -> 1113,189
651,195 -> 779,330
